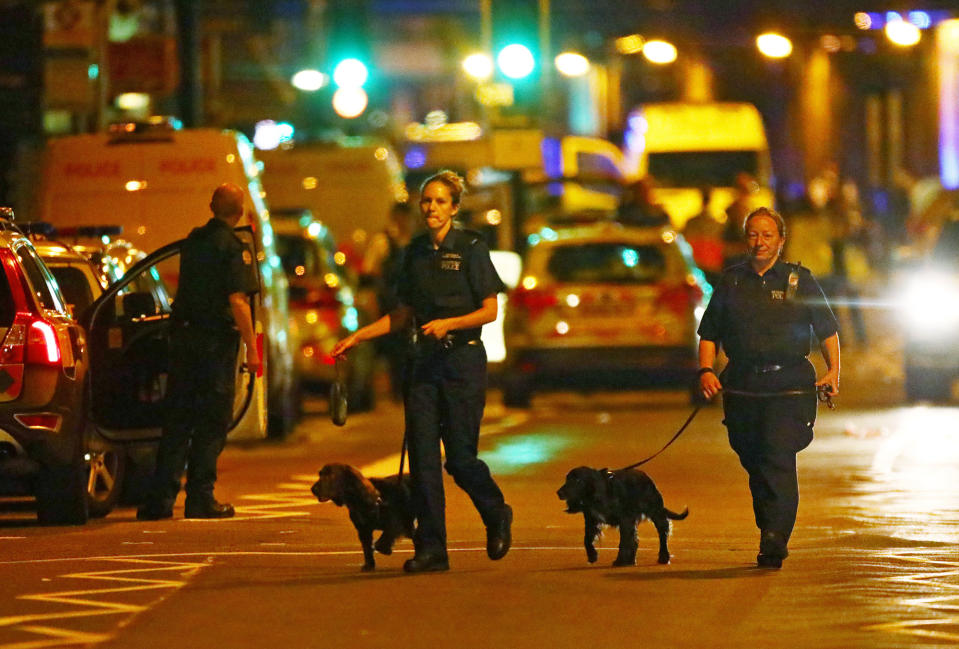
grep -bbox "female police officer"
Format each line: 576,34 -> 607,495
332,171 -> 512,573
697,207 -> 840,568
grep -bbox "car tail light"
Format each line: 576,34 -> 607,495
13,412 -> 62,431
0,314 -> 61,367
510,287 -> 558,320
289,285 -> 340,310
656,281 -> 703,317
27,320 -> 61,365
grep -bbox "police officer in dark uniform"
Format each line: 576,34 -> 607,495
138,183 -> 260,520
332,171 -> 512,573
697,206 -> 840,568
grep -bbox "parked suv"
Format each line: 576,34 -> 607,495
0,209 -> 89,524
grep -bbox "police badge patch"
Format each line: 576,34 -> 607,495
440,252 -> 462,271
242,249 -> 253,265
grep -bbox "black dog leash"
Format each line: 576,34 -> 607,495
614,405 -> 702,472
613,385 -> 836,472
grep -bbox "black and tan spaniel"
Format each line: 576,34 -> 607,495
311,463 -> 415,571
557,466 -> 688,566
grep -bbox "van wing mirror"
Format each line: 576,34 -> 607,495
121,291 -> 158,318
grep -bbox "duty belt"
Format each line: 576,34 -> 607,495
733,359 -> 805,374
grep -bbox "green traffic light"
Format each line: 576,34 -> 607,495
497,44 -> 535,79
333,58 -> 369,88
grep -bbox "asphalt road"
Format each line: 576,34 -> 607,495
1,329 -> 958,648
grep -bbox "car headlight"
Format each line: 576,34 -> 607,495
899,270 -> 959,335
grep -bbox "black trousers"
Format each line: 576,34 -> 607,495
150,326 -> 239,508
722,360 -> 818,544
404,342 -> 505,554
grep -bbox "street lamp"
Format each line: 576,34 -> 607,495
886,19 -> 922,47
642,40 -> 677,65
462,53 -> 494,81
756,33 -> 793,59
291,69 -> 328,92
555,52 -> 590,77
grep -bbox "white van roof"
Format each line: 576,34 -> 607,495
39,128 -> 267,254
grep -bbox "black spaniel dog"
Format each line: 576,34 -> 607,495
557,466 -> 688,566
311,463 -> 415,571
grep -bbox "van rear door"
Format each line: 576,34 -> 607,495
83,241 -> 261,443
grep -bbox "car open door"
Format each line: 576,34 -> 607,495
83,240 -> 263,444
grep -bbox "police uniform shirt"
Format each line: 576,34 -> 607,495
697,260 -> 839,364
396,228 -> 505,338
173,218 -> 258,330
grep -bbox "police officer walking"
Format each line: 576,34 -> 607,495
332,170 -> 512,573
697,207 -> 840,568
138,183 -> 260,520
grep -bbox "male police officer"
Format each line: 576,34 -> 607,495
697,207 -> 840,568
138,183 -> 260,520
332,171 -> 512,573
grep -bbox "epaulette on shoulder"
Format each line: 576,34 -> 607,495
456,227 -> 483,246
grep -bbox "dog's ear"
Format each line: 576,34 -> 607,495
345,466 -> 381,508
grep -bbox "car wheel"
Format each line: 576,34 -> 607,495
85,444 -> 126,518
503,379 -> 532,408
36,461 -> 89,526
904,365 -> 952,403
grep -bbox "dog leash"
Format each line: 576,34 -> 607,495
613,384 -> 835,472
614,405 -> 702,472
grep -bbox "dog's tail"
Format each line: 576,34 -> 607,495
665,507 -> 689,520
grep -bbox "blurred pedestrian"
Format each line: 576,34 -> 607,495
332,170 -> 512,573
137,183 -> 260,521
697,207 -> 840,569
721,172 -> 757,269
682,186 -> 724,286
617,177 -> 671,227
362,202 -> 415,400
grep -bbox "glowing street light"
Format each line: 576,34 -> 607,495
756,32 -> 793,58
554,52 -> 590,77
332,87 -> 368,118
642,40 -> 677,65
291,69 -> 328,92
497,44 -> 535,79
332,58 -> 369,88
462,53 -> 494,80
886,19 -> 922,47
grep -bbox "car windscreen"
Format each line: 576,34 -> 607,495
275,234 -> 329,278
49,266 -> 95,316
647,151 -> 758,187
546,243 -> 667,284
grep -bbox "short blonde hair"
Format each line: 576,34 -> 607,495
743,206 -> 786,238
420,170 -> 466,205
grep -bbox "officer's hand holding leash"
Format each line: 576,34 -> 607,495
331,333 -> 361,360
699,367 -> 723,400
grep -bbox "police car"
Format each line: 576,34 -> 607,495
502,221 -> 711,407
897,217 -> 959,402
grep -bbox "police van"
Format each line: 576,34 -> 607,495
37,119 -> 299,441
622,102 -> 775,229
